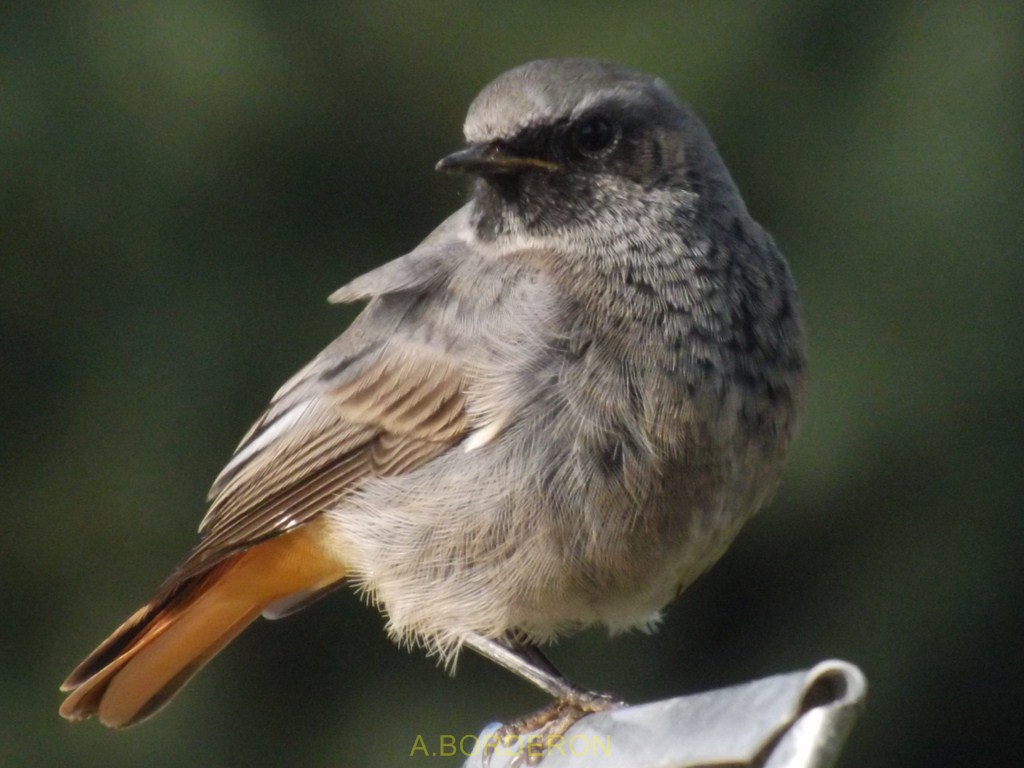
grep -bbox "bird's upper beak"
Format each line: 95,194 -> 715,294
436,143 -> 559,175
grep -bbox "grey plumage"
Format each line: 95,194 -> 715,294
210,57 -> 805,653
60,58 -> 806,728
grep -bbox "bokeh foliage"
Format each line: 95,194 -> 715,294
2,2 -> 1021,766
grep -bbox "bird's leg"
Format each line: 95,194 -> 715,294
465,634 -> 623,766
464,633 -> 577,698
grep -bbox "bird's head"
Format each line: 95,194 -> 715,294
437,58 -> 736,241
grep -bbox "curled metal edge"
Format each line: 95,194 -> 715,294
464,659 -> 867,768
763,660 -> 868,768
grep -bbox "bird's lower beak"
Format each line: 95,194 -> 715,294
436,143 -> 559,175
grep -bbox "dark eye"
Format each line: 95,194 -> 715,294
568,115 -> 618,159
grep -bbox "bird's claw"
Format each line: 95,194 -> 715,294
482,692 -> 624,767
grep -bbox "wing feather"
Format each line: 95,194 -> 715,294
177,205 -> 528,580
179,353 -> 469,578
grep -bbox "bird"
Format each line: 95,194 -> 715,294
59,58 -> 806,745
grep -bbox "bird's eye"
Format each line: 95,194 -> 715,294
568,115 -> 618,159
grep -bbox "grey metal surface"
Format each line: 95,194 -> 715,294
463,659 -> 866,768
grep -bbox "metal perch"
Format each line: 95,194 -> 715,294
464,659 -> 866,768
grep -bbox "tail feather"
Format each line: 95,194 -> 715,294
59,526 -> 346,728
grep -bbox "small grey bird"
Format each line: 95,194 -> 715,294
60,58 -> 806,744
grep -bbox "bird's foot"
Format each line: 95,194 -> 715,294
483,691 -> 623,767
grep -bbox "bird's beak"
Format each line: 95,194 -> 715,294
436,143 -> 559,175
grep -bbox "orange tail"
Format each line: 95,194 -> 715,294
59,525 -> 346,728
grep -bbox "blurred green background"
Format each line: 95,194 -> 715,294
3,2 -> 1021,766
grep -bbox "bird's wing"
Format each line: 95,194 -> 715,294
178,211 -> 482,579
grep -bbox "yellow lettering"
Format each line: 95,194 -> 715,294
546,733 -> 567,756
409,734 -> 429,757
439,734 -> 456,757
525,734 -> 545,760
460,734 -> 479,756
569,733 -> 590,756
